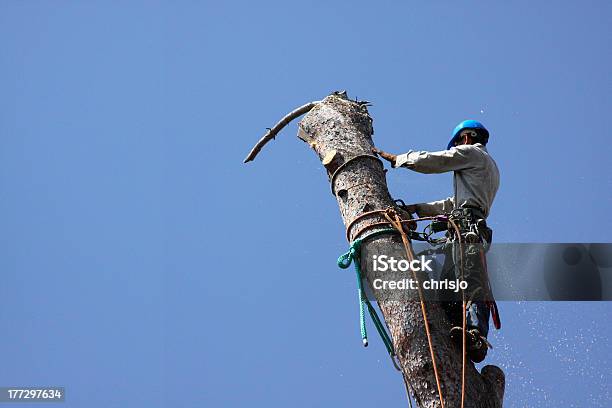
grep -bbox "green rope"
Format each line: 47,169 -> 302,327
337,228 -> 397,356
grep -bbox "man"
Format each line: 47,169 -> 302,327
374,120 -> 500,362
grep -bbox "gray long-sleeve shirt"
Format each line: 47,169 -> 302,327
394,143 -> 500,218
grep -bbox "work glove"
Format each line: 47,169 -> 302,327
395,202 -> 418,229
372,147 -> 397,167
404,204 -> 419,229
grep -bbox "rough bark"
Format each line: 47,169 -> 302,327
248,92 -> 505,407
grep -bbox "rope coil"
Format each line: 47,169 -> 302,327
337,228 -> 398,361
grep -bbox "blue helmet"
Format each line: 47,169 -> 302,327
448,120 -> 490,149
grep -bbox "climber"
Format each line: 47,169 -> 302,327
373,120 -> 500,363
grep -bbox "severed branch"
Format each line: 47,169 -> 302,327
243,101 -> 320,163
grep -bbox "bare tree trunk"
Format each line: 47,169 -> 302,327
247,92 -> 505,407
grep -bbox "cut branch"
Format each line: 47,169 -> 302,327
243,101 -> 320,163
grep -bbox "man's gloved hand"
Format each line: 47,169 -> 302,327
404,204 -> 419,229
396,203 -> 419,229
372,147 -> 397,167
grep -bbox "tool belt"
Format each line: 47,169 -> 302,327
425,206 -> 491,245
449,206 -> 491,245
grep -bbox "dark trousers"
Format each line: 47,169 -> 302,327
439,239 -> 491,338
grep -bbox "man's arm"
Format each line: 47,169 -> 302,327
412,197 -> 454,217
393,145 -> 480,174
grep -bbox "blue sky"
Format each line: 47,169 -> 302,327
0,1 -> 610,407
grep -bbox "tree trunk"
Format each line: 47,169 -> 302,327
250,92 -> 505,407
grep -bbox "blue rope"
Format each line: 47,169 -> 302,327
337,228 -> 397,355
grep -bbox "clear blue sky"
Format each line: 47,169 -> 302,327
0,1 -> 610,407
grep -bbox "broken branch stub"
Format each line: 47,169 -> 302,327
243,101 -> 320,163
